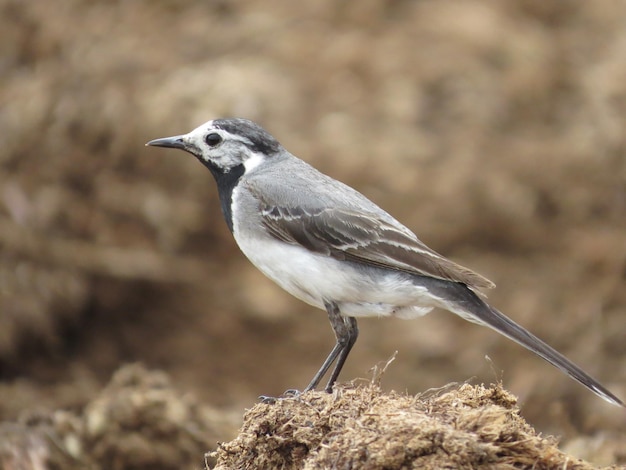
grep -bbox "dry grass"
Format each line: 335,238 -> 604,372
2,364 -> 613,469
0,364 -> 240,470
210,382 -> 598,470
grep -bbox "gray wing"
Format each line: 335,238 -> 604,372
252,187 -> 494,292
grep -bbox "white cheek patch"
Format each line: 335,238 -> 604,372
243,152 -> 266,172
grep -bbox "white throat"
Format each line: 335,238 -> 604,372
243,152 -> 265,173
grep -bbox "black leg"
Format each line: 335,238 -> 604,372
304,301 -> 359,393
324,313 -> 358,392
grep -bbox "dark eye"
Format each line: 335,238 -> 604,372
205,133 -> 222,147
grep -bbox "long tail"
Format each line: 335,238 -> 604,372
427,279 -> 624,407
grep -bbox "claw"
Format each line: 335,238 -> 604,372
258,388 -> 303,404
258,395 -> 278,404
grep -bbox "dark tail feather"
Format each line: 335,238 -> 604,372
434,281 -> 624,407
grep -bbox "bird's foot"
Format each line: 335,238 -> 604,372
258,388 -> 302,404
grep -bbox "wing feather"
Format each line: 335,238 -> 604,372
258,201 -> 495,292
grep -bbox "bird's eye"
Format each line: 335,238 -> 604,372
205,133 -> 222,147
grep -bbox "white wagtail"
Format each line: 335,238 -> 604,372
147,118 -> 623,407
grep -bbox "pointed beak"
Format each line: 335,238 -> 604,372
145,135 -> 186,150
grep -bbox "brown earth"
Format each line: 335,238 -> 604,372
211,380 -> 598,470
1,0 -> 625,468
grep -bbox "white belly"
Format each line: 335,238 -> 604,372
233,227 -> 439,319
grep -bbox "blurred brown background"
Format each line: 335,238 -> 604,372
1,0 -> 625,461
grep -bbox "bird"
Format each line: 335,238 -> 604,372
147,117 -> 623,407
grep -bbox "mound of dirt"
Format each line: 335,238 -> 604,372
4,364 -> 619,469
210,381 -> 601,470
0,364 -> 239,470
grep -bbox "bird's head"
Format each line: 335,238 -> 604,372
146,118 -> 282,176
